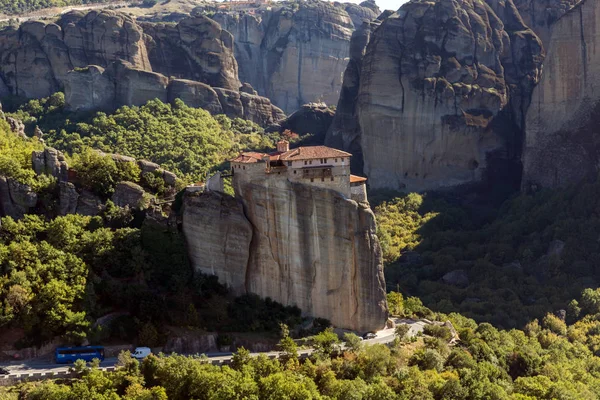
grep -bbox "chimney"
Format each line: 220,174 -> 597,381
277,140 -> 289,153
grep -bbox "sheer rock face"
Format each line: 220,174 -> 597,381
182,192 -> 253,295
329,0 -> 544,191
326,20 -> 379,174
0,11 -> 282,126
513,0 -> 581,44
213,1 -> 360,112
141,16 -> 240,90
0,10 -> 150,99
522,0 -> 600,189
183,183 -> 388,332
0,177 -> 37,220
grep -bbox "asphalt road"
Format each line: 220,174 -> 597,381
0,322 -> 408,379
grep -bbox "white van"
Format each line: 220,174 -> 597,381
131,347 -> 151,360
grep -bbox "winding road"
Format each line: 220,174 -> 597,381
0,319 -> 430,381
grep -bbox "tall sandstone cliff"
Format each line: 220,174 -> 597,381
182,181 -> 388,332
0,10 -> 283,126
329,0 -> 544,192
212,1 -> 379,113
522,0 -> 600,188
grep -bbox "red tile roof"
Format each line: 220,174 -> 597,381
350,175 -> 367,184
278,146 -> 351,161
231,146 -> 352,164
231,152 -> 268,163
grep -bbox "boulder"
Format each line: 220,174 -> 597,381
111,181 -> 147,209
31,148 -> 68,182
138,160 -> 161,175
522,0 -> 600,189
280,103 -> 335,143
76,190 -> 103,216
58,182 -> 79,216
330,0 -> 543,191
167,79 -> 223,115
442,270 -> 470,288
163,170 -> 177,187
0,177 -> 37,219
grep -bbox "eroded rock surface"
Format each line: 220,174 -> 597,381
522,0 -> 600,189
213,1 -> 364,112
329,0 -> 544,191
183,181 -> 388,332
0,10 -> 283,126
182,192 -> 253,295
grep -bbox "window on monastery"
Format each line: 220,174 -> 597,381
288,161 -> 292,166
243,166 -> 246,170
304,161 -> 307,166
321,177 -> 324,182
311,178 -> 314,182
331,177 -> 334,181
309,160 -> 312,165
335,158 -> 338,162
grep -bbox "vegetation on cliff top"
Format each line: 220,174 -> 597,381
8,94 -> 282,183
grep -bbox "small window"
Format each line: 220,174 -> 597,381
304,161 -> 307,165
293,170 -> 297,174
243,166 -> 246,170
309,160 -> 312,165
331,177 -> 334,181
310,178 -> 314,182
335,158 -> 337,162
321,177 -> 324,182
287,161 -> 292,166
324,158 -> 328,163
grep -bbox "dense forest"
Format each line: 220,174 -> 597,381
4,288 -> 600,399
375,184 -> 600,329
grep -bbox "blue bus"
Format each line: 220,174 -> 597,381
55,346 -> 105,364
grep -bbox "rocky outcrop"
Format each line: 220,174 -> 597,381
213,1 -> 359,112
31,147 -> 68,182
513,0 -> 580,44
64,62 -> 284,126
182,192 -> 253,295
280,102 -> 335,143
329,0 -> 544,191
112,182 -> 147,209
522,0 -> 600,189
326,20 -> 379,174
1,10 -> 283,127
183,181 -> 388,332
58,182 -> 79,216
0,10 -> 150,99
0,177 -> 37,219
141,16 -> 240,91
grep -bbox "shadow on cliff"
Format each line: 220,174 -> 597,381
374,180 -> 594,330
